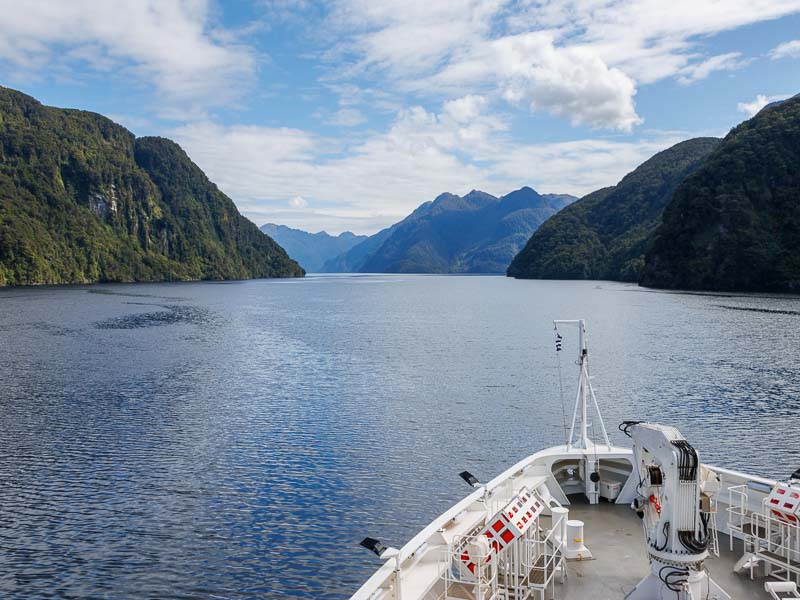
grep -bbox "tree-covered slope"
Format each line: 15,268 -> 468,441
352,187 -> 574,274
641,95 -> 800,292
260,223 -> 366,272
0,86 -> 303,285
507,138 -> 721,281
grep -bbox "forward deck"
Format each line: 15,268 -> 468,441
561,499 -> 769,600
349,320 -> 789,600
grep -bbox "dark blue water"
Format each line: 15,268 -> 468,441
0,275 -> 799,598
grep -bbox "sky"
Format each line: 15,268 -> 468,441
0,1 -> 798,235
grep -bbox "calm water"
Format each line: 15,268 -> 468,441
1,275 -> 799,598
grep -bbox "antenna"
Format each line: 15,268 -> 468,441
553,319 -> 610,450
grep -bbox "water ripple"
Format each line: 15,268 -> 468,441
0,277 -> 798,598
94,304 -> 213,329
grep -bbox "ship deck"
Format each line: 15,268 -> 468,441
553,497 -> 770,600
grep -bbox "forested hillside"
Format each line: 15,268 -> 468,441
642,95 -> 800,291
0,86 -> 303,285
507,138 -> 721,281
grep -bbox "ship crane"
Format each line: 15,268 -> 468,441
623,421 -> 730,600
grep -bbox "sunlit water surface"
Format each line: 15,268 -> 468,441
0,275 -> 799,598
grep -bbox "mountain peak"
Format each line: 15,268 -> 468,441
498,186 -> 549,211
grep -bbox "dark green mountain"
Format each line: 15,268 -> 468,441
507,137 -> 721,281
259,223 -> 366,272
327,187 -> 575,274
0,86 -> 303,286
642,95 -> 800,292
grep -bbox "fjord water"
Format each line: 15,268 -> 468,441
1,275 -> 799,599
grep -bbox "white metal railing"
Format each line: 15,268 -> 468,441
440,534 -> 499,600
727,484 -> 750,552
521,517 -> 565,600
751,509 -> 800,584
497,529 -> 534,600
702,492 -> 720,557
438,515 -> 565,600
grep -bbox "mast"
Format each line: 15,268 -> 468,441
554,319 -> 611,450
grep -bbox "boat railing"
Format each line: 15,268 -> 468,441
727,484 -> 750,552
701,491 -> 720,557
437,508 -> 564,600
750,508 -> 800,584
439,533 -> 499,600
520,516 -> 565,599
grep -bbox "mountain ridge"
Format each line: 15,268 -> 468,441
259,223 -> 367,272
641,94 -> 800,292
323,188 -> 576,273
0,86 -> 303,285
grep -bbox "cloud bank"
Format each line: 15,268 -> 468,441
170,98 -> 684,233
0,0 -> 254,110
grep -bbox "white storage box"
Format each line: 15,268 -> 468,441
600,480 -> 621,501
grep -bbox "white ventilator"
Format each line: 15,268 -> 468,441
623,422 -> 730,600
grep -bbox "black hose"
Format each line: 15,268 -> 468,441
654,521 -> 670,552
619,421 -> 642,437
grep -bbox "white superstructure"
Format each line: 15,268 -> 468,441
350,320 -> 800,600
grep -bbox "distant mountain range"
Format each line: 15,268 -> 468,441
507,138 -> 721,281
0,86 -> 303,285
318,187 -> 576,273
259,224 -> 367,272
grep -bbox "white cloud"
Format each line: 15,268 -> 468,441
170,102 -> 499,232
677,52 -> 747,84
737,93 -> 790,116
171,98 -> 686,234
322,0 -> 800,130
0,0 -> 255,110
428,32 -> 642,131
769,39 -> 800,59
489,137 -> 687,194
289,196 -> 309,208
328,0 -> 500,78
443,94 -> 487,123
